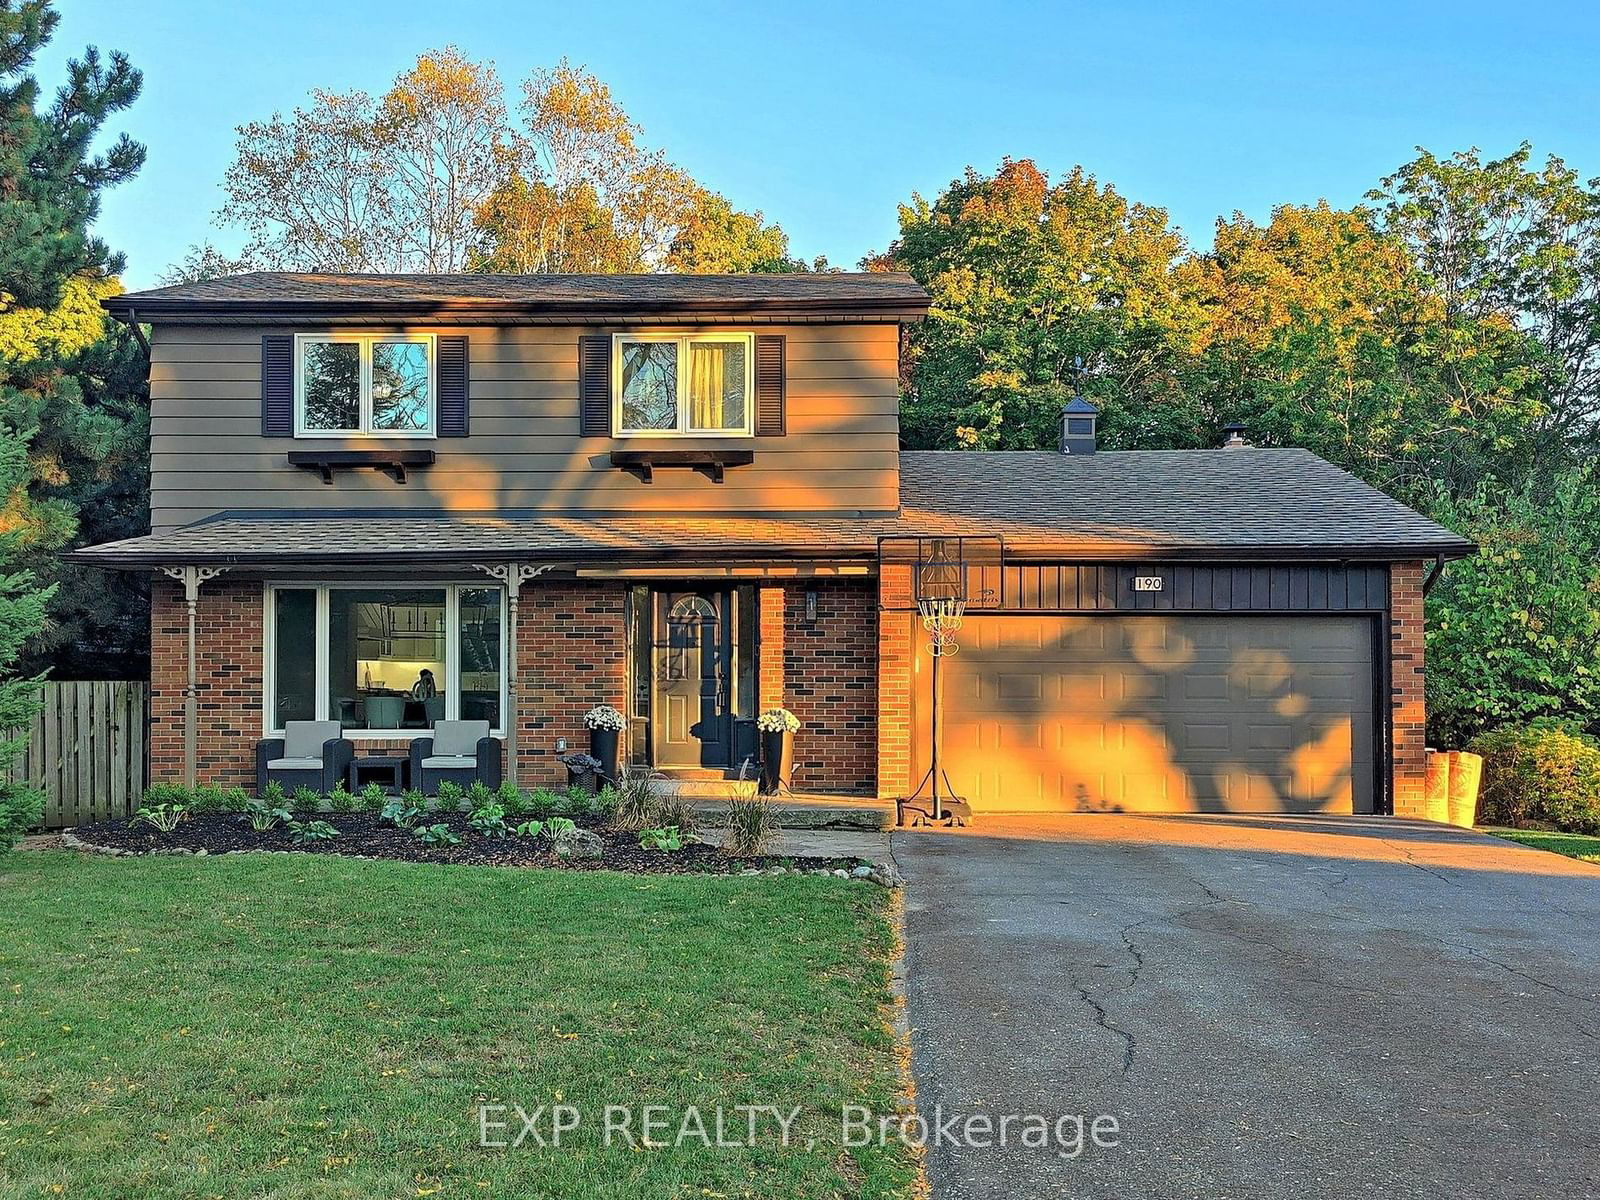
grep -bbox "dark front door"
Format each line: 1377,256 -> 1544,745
653,589 -> 733,768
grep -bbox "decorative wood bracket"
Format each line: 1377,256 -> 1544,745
158,563 -> 228,603
609,448 -> 755,484
287,449 -> 436,484
470,562 -> 556,589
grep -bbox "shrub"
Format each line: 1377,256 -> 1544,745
722,775 -> 778,857
291,785 -> 320,812
414,823 -> 462,847
244,799 -> 292,833
222,785 -> 251,812
289,819 -> 339,844
497,779 -> 527,814
133,802 -> 190,834
434,780 -> 464,811
262,780 -> 288,807
1472,726 -> 1600,833
466,780 -> 494,810
0,781 -> 43,851
639,825 -> 684,852
522,788 -> 561,819
360,782 -> 388,811
588,783 -> 621,825
327,782 -> 357,813
190,782 -> 227,814
143,782 -> 193,808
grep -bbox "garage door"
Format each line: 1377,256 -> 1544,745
919,615 -> 1374,814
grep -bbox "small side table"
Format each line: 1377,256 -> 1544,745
349,755 -> 409,795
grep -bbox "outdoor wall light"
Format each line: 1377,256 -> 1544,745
804,590 -> 819,624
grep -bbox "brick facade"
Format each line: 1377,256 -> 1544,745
1389,561 -> 1428,818
150,578 -> 264,789
514,580 -> 628,788
875,565 -> 914,801
775,580 -> 878,795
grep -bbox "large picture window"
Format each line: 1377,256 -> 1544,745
613,333 -> 752,436
296,334 -> 435,436
266,584 -> 504,736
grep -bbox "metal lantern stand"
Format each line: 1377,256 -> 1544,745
906,592 -> 968,825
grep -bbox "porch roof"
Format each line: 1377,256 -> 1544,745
71,449 -> 1473,568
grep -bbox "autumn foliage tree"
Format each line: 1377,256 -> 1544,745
190,52 -> 800,278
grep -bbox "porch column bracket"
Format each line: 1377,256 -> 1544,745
157,564 -> 229,790
469,562 -> 555,788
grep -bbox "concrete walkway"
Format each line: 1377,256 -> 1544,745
893,813 -> 1600,1199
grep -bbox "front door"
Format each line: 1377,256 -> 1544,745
652,589 -> 733,768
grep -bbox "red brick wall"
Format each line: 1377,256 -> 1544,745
1390,561 -> 1428,817
875,565 -> 914,800
776,579 -> 877,795
515,580 -> 628,788
757,586 -> 785,712
150,579 -> 263,788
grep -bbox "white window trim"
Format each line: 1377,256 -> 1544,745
611,331 -> 755,438
262,582 -> 507,739
293,333 -> 437,438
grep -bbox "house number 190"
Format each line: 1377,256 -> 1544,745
1133,576 -> 1164,592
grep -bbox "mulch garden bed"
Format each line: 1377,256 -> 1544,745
63,812 -> 874,878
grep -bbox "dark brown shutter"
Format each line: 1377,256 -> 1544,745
578,334 -> 611,437
437,335 -> 469,436
261,335 -> 293,437
755,334 -> 785,436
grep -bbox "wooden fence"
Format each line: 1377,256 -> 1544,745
5,681 -> 148,829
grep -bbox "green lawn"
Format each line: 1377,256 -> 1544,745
1488,826 -> 1600,864
0,851 -> 918,1199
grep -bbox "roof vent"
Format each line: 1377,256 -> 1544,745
1221,422 -> 1251,450
1060,397 -> 1099,455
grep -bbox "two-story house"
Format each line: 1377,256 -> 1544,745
73,272 -> 1472,818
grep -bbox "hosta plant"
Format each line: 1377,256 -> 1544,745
132,802 -> 190,834
414,823 -> 462,847
638,825 -> 684,852
288,819 -> 338,844
244,799 -> 292,833
512,819 -> 544,839
468,802 -> 509,838
380,799 -> 422,829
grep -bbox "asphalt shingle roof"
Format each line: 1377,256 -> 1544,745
70,449 -> 1474,568
103,272 -> 930,319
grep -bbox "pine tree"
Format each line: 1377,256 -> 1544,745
0,0 -> 142,846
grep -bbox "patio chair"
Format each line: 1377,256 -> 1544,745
255,720 -> 354,796
409,719 -> 502,794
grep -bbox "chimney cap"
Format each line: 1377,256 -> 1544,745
1221,421 -> 1251,450
1063,396 -> 1099,415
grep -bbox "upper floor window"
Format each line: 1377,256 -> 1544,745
613,333 -> 752,436
296,334 -> 435,437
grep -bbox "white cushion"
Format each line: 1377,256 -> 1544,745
267,757 -> 323,771
422,755 -> 476,770
431,720 -> 489,756
284,720 -> 341,759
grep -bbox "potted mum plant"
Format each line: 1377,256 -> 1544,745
584,704 -> 626,783
757,708 -> 800,795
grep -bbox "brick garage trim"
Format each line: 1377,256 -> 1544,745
1389,561 -> 1427,818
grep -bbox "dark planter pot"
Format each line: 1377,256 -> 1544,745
590,727 -> 621,783
566,766 -> 600,795
760,729 -> 794,795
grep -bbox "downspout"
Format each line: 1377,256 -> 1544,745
1422,554 -> 1447,595
159,565 -> 227,788
117,306 -> 151,359
473,562 -> 555,787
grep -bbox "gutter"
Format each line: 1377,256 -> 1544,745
113,305 -> 151,357
1422,553 -> 1449,595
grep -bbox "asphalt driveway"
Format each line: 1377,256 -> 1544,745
893,814 -> 1600,1199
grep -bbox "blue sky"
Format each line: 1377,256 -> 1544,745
36,0 -> 1600,288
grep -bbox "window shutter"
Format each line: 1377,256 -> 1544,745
437,335 -> 469,436
755,334 -> 785,436
578,334 -> 611,437
261,335 -> 293,437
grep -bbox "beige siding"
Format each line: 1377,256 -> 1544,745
148,323 -> 901,530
